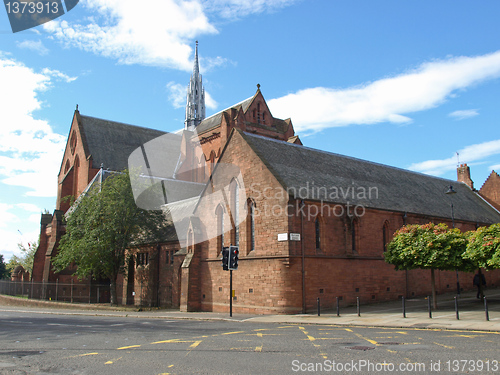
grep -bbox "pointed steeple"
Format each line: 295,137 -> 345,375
193,41 -> 200,77
185,41 -> 205,130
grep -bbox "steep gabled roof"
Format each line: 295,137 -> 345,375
78,114 -> 167,171
241,132 -> 500,224
196,95 -> 255,134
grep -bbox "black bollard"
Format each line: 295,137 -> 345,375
336,297 -> 340,317
484,297 -> 490,321
357,297 -> 360,317
402,296 -> 406,318
428,296 -> 432,319
455,296 -> 459,320
317,297 -> 320,316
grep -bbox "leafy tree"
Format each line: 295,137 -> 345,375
0,254 -> 8,279
53,169 -> 168,305
5,241 -> 38,278
385,223 -> 471,308
463,224 -> 500,298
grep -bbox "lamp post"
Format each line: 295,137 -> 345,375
445,185 -> 460,295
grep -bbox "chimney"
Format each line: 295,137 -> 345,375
457,163 -> 474,189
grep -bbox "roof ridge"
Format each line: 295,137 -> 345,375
241,131 -> 459,185
80,114 -> 166,133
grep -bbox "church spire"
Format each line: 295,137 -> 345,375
193,41 -> 200,76
185,41 -> 205,130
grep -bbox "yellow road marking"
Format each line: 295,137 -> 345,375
117,345 -> 141,350
68,352 -> 99,358
105,357 -> 122,364
255,345 -> 262,352
434,342 -> 454,349
222,331 -> 245,335
350,331 -> 378,346
189,341 -> 202,348
397,331 -> 408,335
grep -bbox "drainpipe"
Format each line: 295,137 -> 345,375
300,199 -> 306,314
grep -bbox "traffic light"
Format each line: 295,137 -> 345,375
228,246 -> 239,270
221,247 -> 229,270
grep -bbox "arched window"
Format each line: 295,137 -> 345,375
315,217 -> 321,250
64,160 -> 70,174
382,221 -> 390,252
351,218 -> 358,254
230,179 -> 239,246
73,155 -> 80,198
216,204 -> 225,256
199,155 -> 206,182
247,199 -> 255,254
209,151 -> 216,175
187,229 -> 194,253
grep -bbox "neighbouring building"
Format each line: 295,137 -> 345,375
33,45 -> 500,313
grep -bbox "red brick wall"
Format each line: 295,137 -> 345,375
479,171 -> 500,210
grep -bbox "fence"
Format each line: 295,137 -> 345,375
0,280 -> 115,304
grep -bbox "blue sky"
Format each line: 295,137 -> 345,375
1,0 -> 500,261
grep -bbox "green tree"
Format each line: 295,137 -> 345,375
0,254 -> 7,279
385,223 -> 471,309
462,223 -> 500,298
5,240 -> 38,278
53,169 -> 168,305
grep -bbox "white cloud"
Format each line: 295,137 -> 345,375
44,0 -> 219,70
167,81 -> 218,110
166,81 -> 187,109
0,55 -> 68,197
17,40 -> 49,56
205,91 -> 218,110
16,203 -> 41,212
489,164 -> 500,172
202,0 -> 298,19
409,139 -> 500,176
0,203 -> 18,228
41,68 -> 78,83
269,51 -> 500,132
449,109 -> 479,120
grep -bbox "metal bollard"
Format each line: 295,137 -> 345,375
428,296 -> 432,319
402,297 -> 406,318
455,296 -> 459,320
336,297 -> 340,317
317,297 -> 320,316
357,297 -> 360,317
484,297 -> 490,321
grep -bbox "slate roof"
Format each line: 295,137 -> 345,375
241,132 -> 500,225
196,96 -> 254,134
78,114 -> 167,171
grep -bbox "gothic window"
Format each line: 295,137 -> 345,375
64,160 -> 70,174
315,217 -> 321,250
351,218 -> 358,253
230,179 -> 239,247
247,199 -> 255,254
137,252 -> 149,266
382,221 -> 390,252
73,155 -> 80,198
216,204 -> 225,256
209,151 -> 216,175
70,131 -> 77,155
262,111 -> 266,125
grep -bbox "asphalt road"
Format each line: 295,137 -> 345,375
1,310 -> 499,374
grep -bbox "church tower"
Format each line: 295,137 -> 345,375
185,41 -> 206,130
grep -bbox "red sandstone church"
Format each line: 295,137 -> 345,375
33,45 -> 500,314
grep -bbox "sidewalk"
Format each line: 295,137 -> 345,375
1,288 -> 499,332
